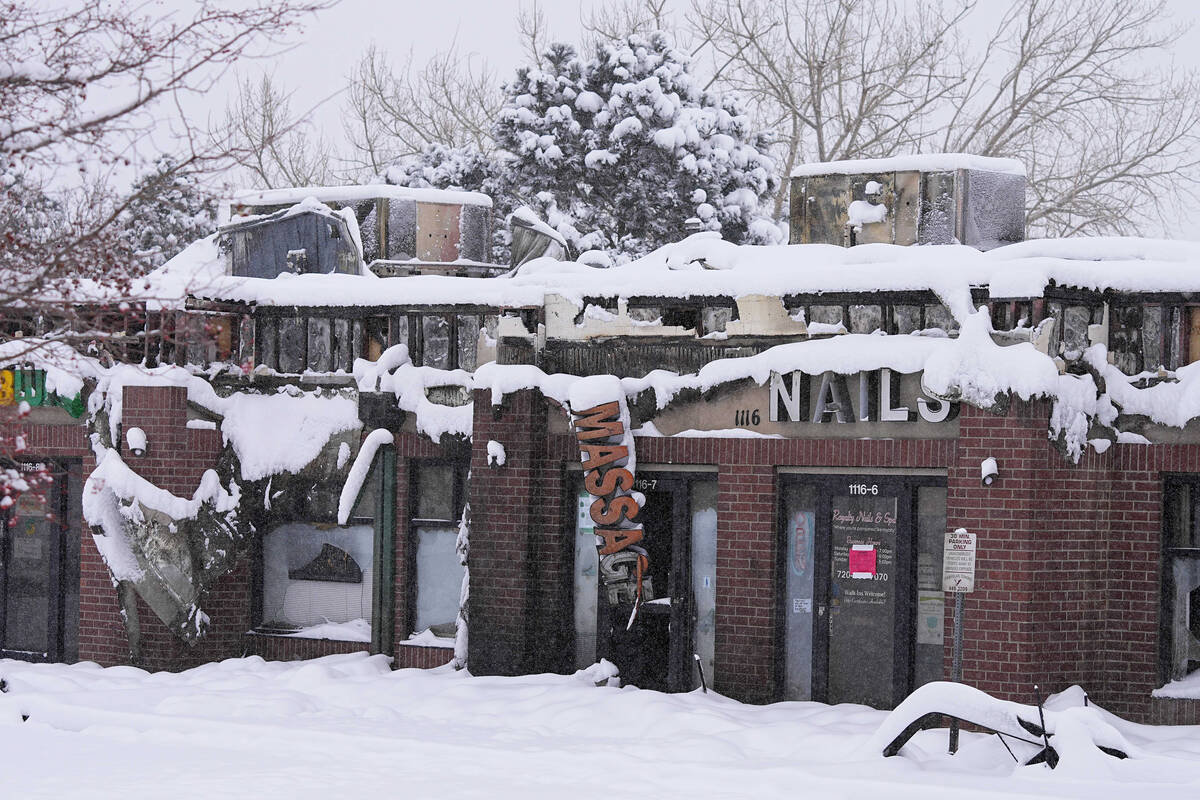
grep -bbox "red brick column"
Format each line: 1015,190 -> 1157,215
715,461 -> 777,702
946,401 -> 1046,701
467,388 -> 546,675
1103,445 -> 1185,721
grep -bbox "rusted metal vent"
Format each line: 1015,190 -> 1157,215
789,154 -> 1026,251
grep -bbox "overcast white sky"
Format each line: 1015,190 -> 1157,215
167,0 -> 1200,237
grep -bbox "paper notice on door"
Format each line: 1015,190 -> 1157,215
13,536 -> 43,560
917,591 -> 944,645
848,544 -> 876,578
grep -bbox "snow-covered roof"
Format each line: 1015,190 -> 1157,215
791,153 -> 1026,178
228,184 -> 493,210
144,231 -> 1200,311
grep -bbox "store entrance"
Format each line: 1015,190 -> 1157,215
781,474 -> 946,708
573,473 -> 717,693
0,461 -> 74,662
610,482 -> 676,691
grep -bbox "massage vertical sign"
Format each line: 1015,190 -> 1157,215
568,376 -> 650,616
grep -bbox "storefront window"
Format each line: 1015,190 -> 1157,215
1164,479 -> 1200,682
691,481 -> 718,688
914,486 -> 947,687
261,523 -> 374,631
573,489 -> 599,669
782,484 -> 817,700
411,462 -> 467,636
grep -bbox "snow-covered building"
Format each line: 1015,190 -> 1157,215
9,156 -> 1200,724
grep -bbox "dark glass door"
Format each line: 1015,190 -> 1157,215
825,484 -> 903,707
0,462 -> 68,661
624,483 -> 676,692
583,474 -> 717,693
782,474 -> 944,708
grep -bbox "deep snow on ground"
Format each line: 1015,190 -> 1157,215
1,653 -> 1198,799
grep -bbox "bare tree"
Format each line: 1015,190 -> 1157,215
941,0 -> 1200,237
0,0 -> 331,485
580,0 -> 680,54
518,1 -> 554,70
588,0 -> 1199,237
688,0 -> 971,218
223,72 -> 337,189
342,40 -> 503,176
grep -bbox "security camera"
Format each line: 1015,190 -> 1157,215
126,426 -> 147,457
981,456 -> 998,486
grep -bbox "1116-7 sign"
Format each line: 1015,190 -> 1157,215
942,529 -> 976,593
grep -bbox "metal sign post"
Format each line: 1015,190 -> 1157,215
943,528 -> 977,755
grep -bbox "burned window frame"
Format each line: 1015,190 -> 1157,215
575,296 -> 739,337
1108,296 -> 1200,374
1162,475 -> 1200,684
781,291 -> 961,337
406,458 -> 469,638
251,306 -> 510,374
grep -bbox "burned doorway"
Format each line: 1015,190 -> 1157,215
572,472 -> 717,692
0,460 -> 80,662
779,473 -> 945,708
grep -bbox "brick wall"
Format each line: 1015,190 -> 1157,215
945,401 -> 1198,723
17,379 -> 1200,722
246,632 -> 368,661
394,644 -> 455,670
459,396 -> 1199,721
466,388 -> 546,675
76,385 -> 250,670
1106,444 -> 1200,722
464,397 -> 958,701
945,402 -> 1048,703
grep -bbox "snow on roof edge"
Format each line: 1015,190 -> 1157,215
229,184 -> 493,209
791,153 -> 1026,178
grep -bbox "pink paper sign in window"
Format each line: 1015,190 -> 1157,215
849,544 -> 877,578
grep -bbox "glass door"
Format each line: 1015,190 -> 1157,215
572,473 -> 717,693
0,462 -> 68,661
781,474 -> 945,708
825,482 -> 904,708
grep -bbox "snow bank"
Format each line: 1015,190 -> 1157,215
278,618 -> 371,643
871,681 -> 1136,774
1,656 -> 1197,798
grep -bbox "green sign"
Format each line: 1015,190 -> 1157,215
0,368 -> 85,418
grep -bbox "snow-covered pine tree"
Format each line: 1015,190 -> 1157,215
386,33 -> 778,263
513,32 -> 778,257
120,158 -> 217,268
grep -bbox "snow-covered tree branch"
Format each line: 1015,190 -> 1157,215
0,0 -> 331,357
